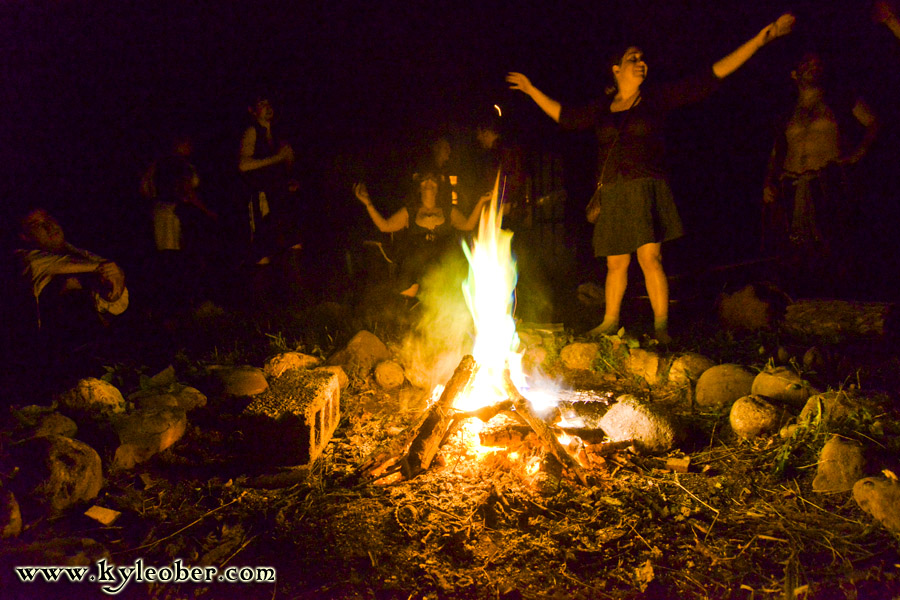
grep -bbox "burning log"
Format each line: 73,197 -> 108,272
401,355 -> 478,479
502,368 -> 589,486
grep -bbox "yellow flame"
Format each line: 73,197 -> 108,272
457,172 -> 519,412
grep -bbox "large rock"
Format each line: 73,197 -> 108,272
667,353 -> 715,387
263,352 -> 321,378
729,395 -> 789,439
799,391 -> 870,428
129,384 -> 207,413
695,364 -> 755,411
853,477 -> 900,534
12,406 -> 77,439
112,408 -> 188,470
599,395 -> 678,454
559,342 -> 599,371
326,330 -> 391,378
10,436 -> 103,513
751,367 -> 818,408
624,349 -> 661,386
207,365 -> 269,397
812,436 -> 865,493
374,360 -> 405,389
58,378 -> 125,418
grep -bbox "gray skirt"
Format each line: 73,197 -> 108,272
592,176 -> 684,257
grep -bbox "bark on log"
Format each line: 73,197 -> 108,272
782,299 -> 897,339
502,368 -> 589,486
401,355 -> 478,479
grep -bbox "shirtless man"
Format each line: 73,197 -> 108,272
762,52 -> 878,289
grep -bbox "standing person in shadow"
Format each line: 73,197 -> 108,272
761,51 -> 879,297
507,13 -> 795,343
239,94 -> 304,303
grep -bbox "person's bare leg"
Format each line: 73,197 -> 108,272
636,242 -> 671,343
588,253 -> 630,336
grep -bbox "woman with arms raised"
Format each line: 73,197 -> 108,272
354,172 -> 490,298
507,13 -> 795,343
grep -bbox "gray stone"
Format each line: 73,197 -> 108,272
264,352 -> 321,378
374,360 -> 405,389
853,477 -> 900,534
11,435 -> 103,512
667,353 -> 715,387
32,412 -> 78,438
751,367 -> 818,408
58,378 -> 125,418
112,408 -> 188,470
559,342 -> 599,371
624,348 -> 661,386
129,384 -> 207,412
799,391 -> 870,428
208,365 -> 269,397
522,346 -> 549,374
599,395 -> 678,454
730,395 -> 789,439
812,436 -> 865,493
695,364 -> 755,411
326,330 -> 392,378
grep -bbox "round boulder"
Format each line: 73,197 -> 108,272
264,352 -> 321,378
812,435 -> 865,493
58,378 -> 125,418
751,367 -> 818,408
11,435 -> 103,513
599,395 -> 678,454
374,360 -> 405,389
559,342 -> 600,371
695,364 -> 755,411
667,353 -> 715,387
853,477 -> 900,535
729,395 -> 788,439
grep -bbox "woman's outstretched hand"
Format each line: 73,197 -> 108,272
506,72 -> 534,95
759,13 -> 795,46
353,183 -> 372,207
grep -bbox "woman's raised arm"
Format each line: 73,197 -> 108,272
712,13 -> 795,79
506,72 -> 562,122
354,183 -> 409,233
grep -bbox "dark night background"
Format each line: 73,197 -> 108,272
4,0 -> 900,309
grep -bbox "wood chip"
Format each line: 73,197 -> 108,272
85,505 -> 121,526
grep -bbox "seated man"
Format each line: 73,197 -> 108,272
15,208 -> 128,339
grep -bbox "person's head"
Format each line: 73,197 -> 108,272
431,136 -> 451,167
791,51 -> 825,89
19,208 -> 66,252
414,172 -> 439,206
608,45 -> 647,94
248,96 -> 275,124
475,106 -> 502,150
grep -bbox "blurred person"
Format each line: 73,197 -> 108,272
353,171 -> 490,298
761,51 -> 879,295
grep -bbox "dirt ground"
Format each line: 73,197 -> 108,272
2,270 -> 900,600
